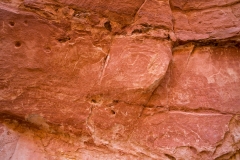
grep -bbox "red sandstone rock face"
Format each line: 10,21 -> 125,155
148,45 -> 240,113
170,0 -> 240,41
0,0 -> 240,159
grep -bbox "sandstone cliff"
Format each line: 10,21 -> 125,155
0,0 -> 240,159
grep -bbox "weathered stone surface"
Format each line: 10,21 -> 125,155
170,0 -> 240,10
0,124 -> 19,160
126,0 -> 174,39
20,0 -> 145,26
0,0 -> 240,159
0,123 -> 150,160
131,112 -> 232,157
88,102 -> 142,143
148,45 -> 240,114
0,7 -> 104,136
172,3 -> 240,41
134,0 -> 173,29
99,37 -> 172,104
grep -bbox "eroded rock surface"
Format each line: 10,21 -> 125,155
0,0 -> 240,159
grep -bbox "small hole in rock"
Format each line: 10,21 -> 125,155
111,110 -> 116,115
15,41 -> 21,47
167,34 -> 170,40
44,47 -> 51,53
113,100 -> 119,104
57,36 -> 71,43
9,21 -> 15,27
91,99 -> 97,103
104,21 -> 112,32
164,154 -> 176,160
141,23 -> 151,27
132,29 -> 142,34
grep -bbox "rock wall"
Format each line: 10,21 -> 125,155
0,0 -> 240,159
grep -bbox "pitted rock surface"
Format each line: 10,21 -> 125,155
0,0 -> 240,159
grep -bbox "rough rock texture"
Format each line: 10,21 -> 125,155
0,0 -> 240,159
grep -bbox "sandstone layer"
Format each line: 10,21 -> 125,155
0,0 -> 240,159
